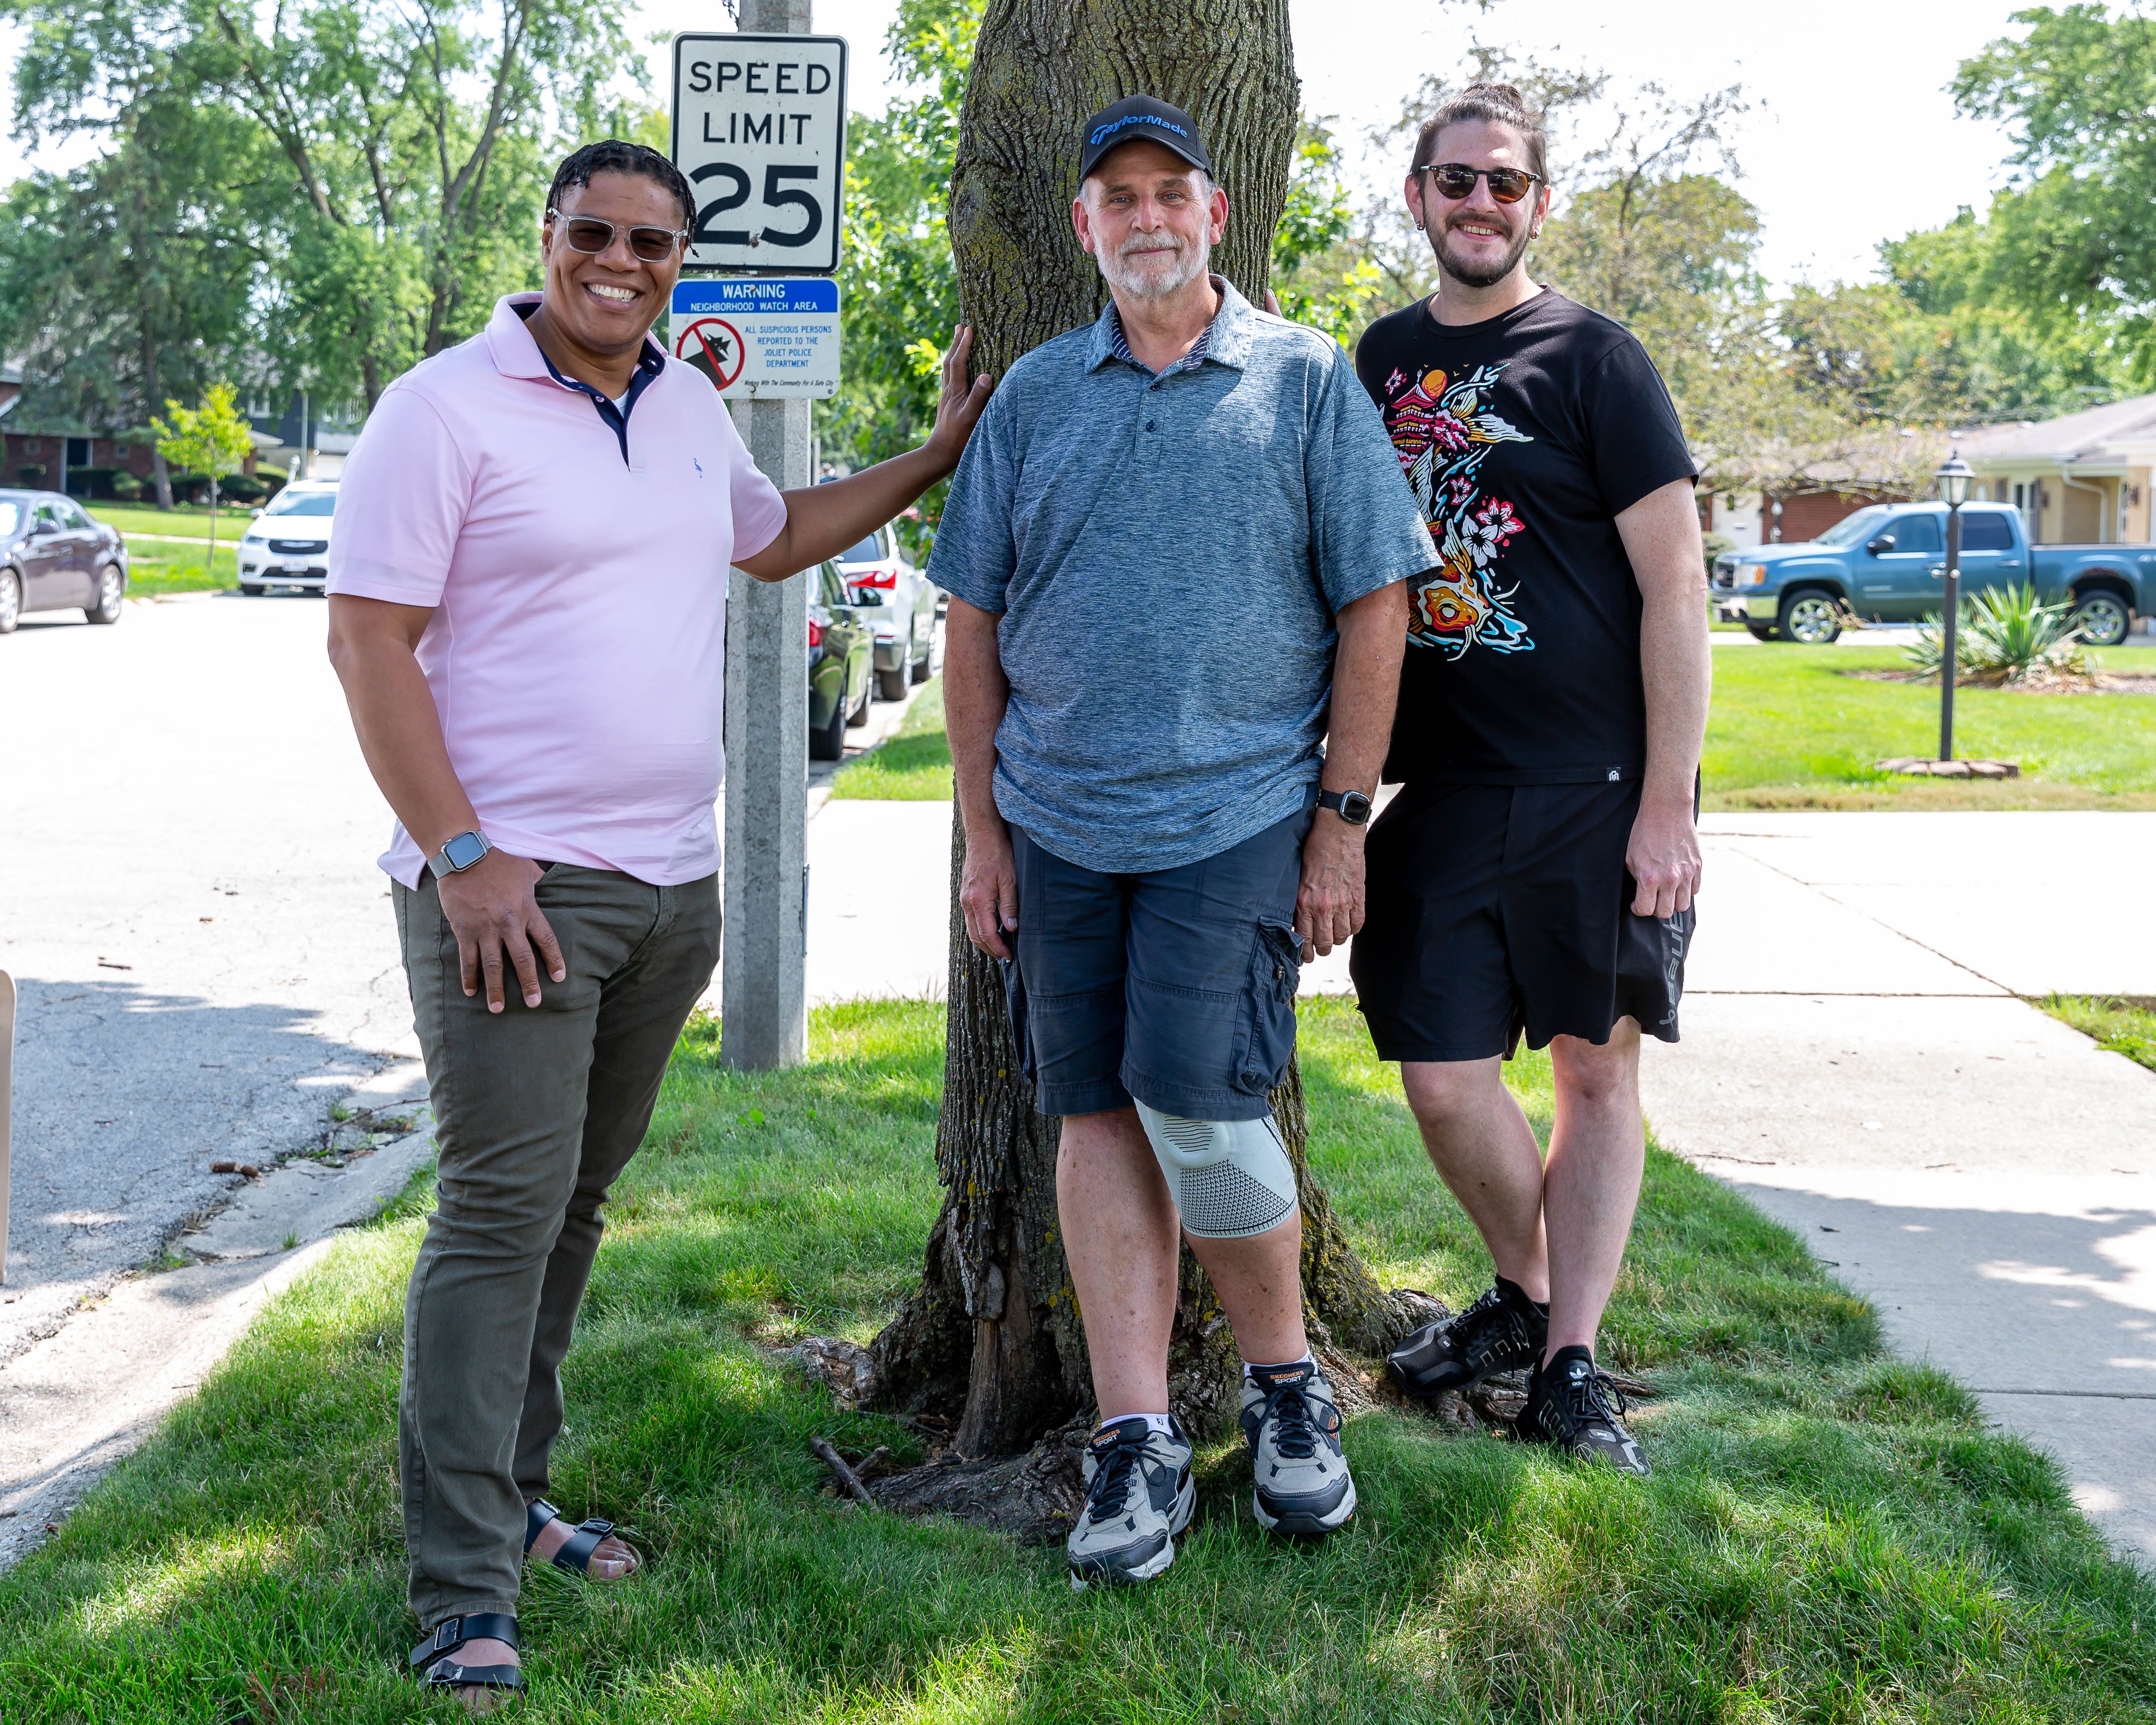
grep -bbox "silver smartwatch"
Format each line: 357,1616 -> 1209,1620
429,829 -> 492,878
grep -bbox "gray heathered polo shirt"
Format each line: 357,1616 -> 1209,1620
929,277 -> 1437,874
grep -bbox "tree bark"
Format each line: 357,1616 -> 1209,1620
867,0 -> 1432,1482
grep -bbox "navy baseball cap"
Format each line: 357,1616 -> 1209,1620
1078,95 -> 1213,183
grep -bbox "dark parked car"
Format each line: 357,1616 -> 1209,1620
809,559 -> 875,760
0,492 -> 129,633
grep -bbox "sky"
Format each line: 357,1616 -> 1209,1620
0,0 -> 2042,292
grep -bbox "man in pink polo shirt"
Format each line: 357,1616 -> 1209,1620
325,140 -> 986,1707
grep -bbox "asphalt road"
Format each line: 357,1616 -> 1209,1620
0,593 -> 417,1364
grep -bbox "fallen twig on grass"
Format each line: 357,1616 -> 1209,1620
810,1436 -> 879,1507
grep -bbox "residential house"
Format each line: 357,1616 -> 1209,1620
1950,393 -> 2156,546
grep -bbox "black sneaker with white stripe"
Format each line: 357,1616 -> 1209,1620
1386,1277 -> 1548,1400
1515,1345 -> 1650,1475
1066,1416 -> 1196,1588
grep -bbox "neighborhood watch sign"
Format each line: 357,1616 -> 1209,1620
671,278 -> 840,400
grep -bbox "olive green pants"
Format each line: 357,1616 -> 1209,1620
393,863 -> 720,1628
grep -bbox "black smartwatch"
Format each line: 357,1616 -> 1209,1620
1317,788 -> 1373,826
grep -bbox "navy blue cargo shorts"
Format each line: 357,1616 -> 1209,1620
1001,799 -> 1313,1122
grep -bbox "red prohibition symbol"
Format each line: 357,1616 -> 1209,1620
676,317 -> 747,389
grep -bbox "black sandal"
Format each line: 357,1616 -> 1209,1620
524,1497 -> 637,1577
410,1612 -> 523,1695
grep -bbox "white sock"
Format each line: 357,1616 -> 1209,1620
1243,1350 -> 1316,1378
1098,1413 -> 1175,1438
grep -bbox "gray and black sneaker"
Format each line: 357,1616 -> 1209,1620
1067,1416 -> 1196,1589
1386,1276 -> 1548,1401
1239,1361 -> 1356,1535
1516,1345 -> 1651,1476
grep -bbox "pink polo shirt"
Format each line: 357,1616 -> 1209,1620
328,292 -> 787,888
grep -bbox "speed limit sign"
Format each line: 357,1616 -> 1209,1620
671,32 -> 848,274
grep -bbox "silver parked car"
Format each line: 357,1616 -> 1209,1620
835,524 -> 941,700
0,492 -> 129,633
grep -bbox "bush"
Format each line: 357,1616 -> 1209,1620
220,475 -> 269,504
1907,583 -> 2094,687
110,471 -> 146,501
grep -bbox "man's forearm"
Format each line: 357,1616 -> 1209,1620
943,599 -> 1010,841
1639,584 -> 1710,803
1323,581 -> 1409,792
740,445 -> 951,582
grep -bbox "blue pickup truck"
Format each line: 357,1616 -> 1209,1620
1711,501 -> 2155,646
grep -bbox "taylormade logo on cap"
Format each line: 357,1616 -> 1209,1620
1078,95 -> 1214,182
1089,111 -> 1191,147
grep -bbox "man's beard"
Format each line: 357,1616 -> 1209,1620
1431,213 -> 1533,289
1097,228 -> 1211,301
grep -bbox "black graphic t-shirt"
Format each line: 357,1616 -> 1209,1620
1354,288 -> 1695,784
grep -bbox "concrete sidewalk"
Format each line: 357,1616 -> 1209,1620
1641,813 -> 2156,1562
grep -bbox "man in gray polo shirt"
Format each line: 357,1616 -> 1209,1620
935,95 -> 1436,1589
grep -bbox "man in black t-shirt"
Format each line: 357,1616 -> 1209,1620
1349,82 -> 1710,1476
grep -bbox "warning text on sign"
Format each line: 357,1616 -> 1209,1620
672,277 -> 840,400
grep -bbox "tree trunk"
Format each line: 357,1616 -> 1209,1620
865,2 -> 1436,1491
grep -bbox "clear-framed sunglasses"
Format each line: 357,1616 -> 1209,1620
546,209 -> 689,263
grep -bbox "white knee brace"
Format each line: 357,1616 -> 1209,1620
1134,1101 -> 1298,1239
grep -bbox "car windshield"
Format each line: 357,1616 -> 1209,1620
264,491 -> 338,518
837,532 -> 881,563
1813,506 -> 1894,548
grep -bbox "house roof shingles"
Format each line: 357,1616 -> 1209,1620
1953,392 -> 2156,465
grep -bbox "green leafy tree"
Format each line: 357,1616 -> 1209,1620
1269,120 -> 1384,346
152,383 -> 255,566
5,0 -> 640,413
1951,3 -> 2156,386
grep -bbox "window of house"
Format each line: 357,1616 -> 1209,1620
114,443 -> 129,458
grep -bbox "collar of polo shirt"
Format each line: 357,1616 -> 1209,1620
491,292 -> 668,466
1085,274 -> 1260,377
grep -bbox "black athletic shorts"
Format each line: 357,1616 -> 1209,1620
1001,800 -> 1312,1122
1349,779 -> 1692,1062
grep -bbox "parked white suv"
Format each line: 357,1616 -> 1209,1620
237,480 -> 339,595
835,524 -> 941,699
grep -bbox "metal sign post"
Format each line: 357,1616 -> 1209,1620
673,0 -> 844,1072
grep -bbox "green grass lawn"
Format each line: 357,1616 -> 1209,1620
123,540 -> 240,596
89,501 -> 259,543
4,999 -> 2150,1721
1705,643 -> 2156,810
830,675 -> 953,800
2036,995 -> 2156,1074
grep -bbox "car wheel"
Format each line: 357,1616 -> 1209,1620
1780,588 -> 1842,645
84,563 -> 125,625
0,567 -> 18,635
809,691 -> 847,760
2069,588 -> 2131,648
1744,621 -> 1778,641
846,663 -> 873,727
240,582 -> 266,597
877,664 -> 909,702
912,622 -> 937,683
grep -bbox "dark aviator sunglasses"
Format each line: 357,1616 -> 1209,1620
547,209 -> 689,263
1415,162 -> 1544,205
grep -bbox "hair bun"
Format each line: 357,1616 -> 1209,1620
1460,81 -> 1530,111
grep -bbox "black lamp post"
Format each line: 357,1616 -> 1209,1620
1936,450 -> 1974,762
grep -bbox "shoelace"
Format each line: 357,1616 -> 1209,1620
1084,1429 -> 1148,1520
1258,1378 -> 1322,1460
1460,1290 -> 1532,1369
1560,1365 -> 1632,1430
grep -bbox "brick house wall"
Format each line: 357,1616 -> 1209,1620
1764,488 -> 1909,543
2,433 -> 254,495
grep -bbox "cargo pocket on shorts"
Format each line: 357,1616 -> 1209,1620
998,956 -> 1037,1082
1233,923 -> 1302,1095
